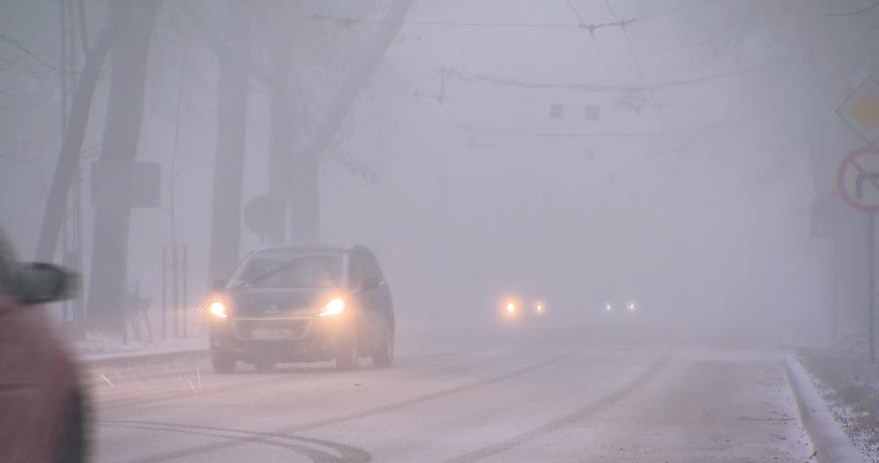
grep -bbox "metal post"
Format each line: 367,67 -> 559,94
182,245 -> 188,338
172,245 -> 179,338
832,241 -> 839,343
161,246 -> 167,340
870,213 -> 876,364
59,0 -> 69,326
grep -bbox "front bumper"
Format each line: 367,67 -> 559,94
208,315 -> 352,363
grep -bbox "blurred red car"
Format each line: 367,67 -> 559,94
0,227 -> 83,463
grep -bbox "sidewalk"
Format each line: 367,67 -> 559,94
795,341 -> 879,463
70,334 -> 207,365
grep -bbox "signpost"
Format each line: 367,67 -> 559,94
836,146 -> 879,362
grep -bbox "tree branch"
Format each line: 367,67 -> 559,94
76,0 -> 90,53
180,1 -> 272,86
830,0 -> 879,17
0,31 -> 58,71
293,0 -> 415,165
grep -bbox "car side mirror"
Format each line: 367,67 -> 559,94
17,262 -> 76,305
212,278 -> 227,291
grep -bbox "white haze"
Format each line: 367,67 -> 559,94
0,0 -> 874,346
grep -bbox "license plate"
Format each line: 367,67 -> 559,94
250,328 -> 294,340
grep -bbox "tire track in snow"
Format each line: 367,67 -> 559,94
99,346 -> 586,462
440,352 -> 672,463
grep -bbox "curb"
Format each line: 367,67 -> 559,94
81,347 -> 209,368
785,355 -> 865,463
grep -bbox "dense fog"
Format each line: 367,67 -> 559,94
1,0 -> 876,347
7,2 -> 879,463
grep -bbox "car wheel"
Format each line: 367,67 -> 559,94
54,387 -> 88,463
334,334 -> 358,371
211,351 -> 236,374
371,331 -> 395,368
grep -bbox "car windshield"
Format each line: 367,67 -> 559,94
228,253 -> 343,289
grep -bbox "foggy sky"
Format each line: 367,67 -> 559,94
1,0 -> 875,341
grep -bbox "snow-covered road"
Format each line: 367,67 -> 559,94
88,330 -> 813,462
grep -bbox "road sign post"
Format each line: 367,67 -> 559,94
837,146 -> 879,363
870,213 -> 875,363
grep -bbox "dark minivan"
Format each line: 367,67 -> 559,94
207,245 -> 394,372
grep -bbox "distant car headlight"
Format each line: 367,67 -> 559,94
605,303 -> 613,312
627,302 -> 636,311
320,298 -> 346,317
535,302 -> 545,314
208,301 -> 228,319
506,302 -> 517,314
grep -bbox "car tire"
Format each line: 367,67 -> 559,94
334,334 -> 358,371
54,387 -> 88,463
211,351 -> 236,374
371,331 -> 395,368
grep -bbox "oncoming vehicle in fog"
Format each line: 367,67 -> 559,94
501,295 -> 548,323
206,245 -> 395,373
603,299 -> 638,317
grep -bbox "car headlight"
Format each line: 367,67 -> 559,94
208,301 -> 228,319
320,298 -> 346,317
506,302 -> 517,314
627,302 -> 636,311
605,303 -> 613,312
535,302 -> 545,314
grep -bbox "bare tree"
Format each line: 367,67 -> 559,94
207,0 -> 255,282
35,5 -> 127,261
85,1 -> 162,332
287,0 -> 414,244
266,2 -> 295,246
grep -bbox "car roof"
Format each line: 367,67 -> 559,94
251,245 -> 350,257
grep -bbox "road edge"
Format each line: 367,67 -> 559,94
785,355 -> 865,463
81,348 -> 208,368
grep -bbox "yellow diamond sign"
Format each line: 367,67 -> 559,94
838,79 -> 879,144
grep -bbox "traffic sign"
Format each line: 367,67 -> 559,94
837,146 -> 879,213
838,79 -> 879,144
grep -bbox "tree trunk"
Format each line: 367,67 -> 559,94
207,0 -> 254,282
35,8 -> 126,261
266,5 -> 294,246
288,156 -> 320,244
85,1 -> 161,333
287,0 -> 414,244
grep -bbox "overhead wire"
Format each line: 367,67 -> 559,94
308,14 -> 623,30
601,0 -> 645,80
307,0 -> 720,29
442,55 -> 798,94
563,0 -> 620,83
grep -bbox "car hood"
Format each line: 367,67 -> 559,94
226,288 -> 338,318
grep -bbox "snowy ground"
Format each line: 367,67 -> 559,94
798,344 -> 879,463
84,327 -> 814,462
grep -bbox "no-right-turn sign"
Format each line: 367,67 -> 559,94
837,146 -> 879,213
